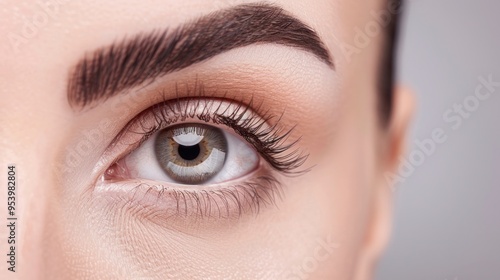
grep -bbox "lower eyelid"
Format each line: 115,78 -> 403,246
93,173 -> 283,222
91,97 -> 305,222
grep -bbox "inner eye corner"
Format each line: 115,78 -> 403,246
99,95 -> 302,188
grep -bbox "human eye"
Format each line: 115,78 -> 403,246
93,87 -> 308,220
122,122 -> 258,185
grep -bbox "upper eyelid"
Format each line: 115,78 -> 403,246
109,97 -> 268,150
107,97 -> 269,162
99,95 -> 308,180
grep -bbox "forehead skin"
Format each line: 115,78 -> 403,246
0,0 -> 388,279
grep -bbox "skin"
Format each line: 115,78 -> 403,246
0,0 -> 414,279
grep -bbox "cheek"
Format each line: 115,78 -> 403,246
286,113 -> 379,278
41,195 -> 135,279
49,173 -> 370,280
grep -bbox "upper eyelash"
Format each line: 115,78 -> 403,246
117,87 -> 309,175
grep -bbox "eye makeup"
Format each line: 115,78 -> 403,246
92,84 -> 309,220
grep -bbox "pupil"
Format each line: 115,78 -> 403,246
178,144 -> 200,161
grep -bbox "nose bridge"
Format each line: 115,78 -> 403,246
1,135 -> 56,279
20,183 -> 46,280
20,159 -> 50,280
23,148 -> 71,280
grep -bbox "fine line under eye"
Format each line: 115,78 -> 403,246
95,175 -> 285,219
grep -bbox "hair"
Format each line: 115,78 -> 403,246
380,0 -> 402,125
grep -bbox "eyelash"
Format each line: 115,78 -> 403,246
104,175 -> 284,219
100,86 -> 308,218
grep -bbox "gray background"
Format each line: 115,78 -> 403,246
376,0 -> 500,279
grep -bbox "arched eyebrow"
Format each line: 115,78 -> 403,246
67,3 -> 334,108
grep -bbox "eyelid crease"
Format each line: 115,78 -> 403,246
103,89 -> 309,178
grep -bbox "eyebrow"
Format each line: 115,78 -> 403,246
67,3 -> 334,108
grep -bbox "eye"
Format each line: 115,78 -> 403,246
96,97 -> 307,218
121,123 -> 259,185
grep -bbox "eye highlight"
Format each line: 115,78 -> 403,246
96,90 -> 308,219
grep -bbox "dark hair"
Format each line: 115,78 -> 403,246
379,0 -> 402,125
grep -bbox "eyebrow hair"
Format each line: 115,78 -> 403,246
67,3 -> 334,108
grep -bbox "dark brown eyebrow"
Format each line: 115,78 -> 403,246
67,3 -> 334,108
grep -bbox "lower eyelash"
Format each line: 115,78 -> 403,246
97,175 -> 283,220
100,84 -> 309,220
